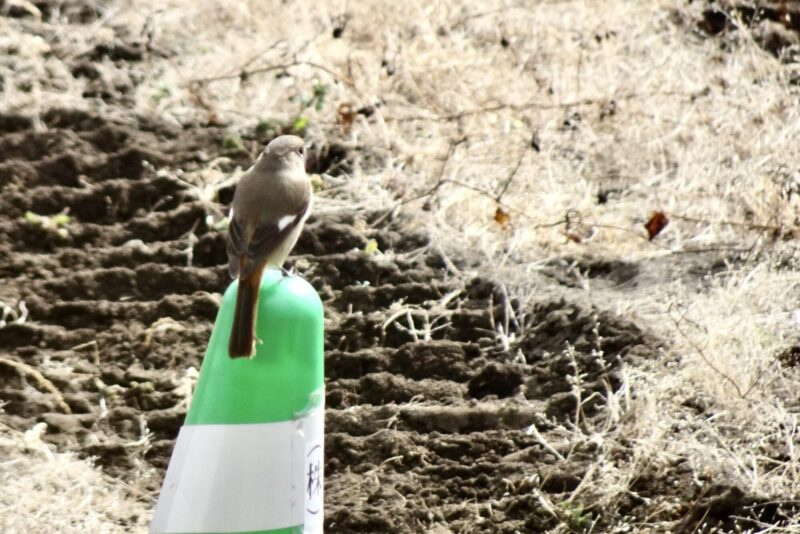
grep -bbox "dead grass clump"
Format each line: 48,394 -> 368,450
0,417 -> 150,533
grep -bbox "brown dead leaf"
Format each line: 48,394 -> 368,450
494,206 -> 511,229
337,102 -> 356,133
644,211 -> 669,240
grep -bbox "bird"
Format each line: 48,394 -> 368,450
226,135 -> 311,358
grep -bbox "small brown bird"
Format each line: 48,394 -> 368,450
226,135 -> 311,358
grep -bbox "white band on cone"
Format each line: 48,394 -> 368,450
151,407 -> 324,533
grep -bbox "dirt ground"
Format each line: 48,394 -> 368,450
0,107 -> 754,532
2,1 -> 800,533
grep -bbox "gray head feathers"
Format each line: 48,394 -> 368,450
265,135 -> 305,157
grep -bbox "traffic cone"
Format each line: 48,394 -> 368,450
150,269 -> 324,534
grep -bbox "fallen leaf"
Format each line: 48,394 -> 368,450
494,206 -> 511,228
337,102 -> 356,132
644,211 -> 669,240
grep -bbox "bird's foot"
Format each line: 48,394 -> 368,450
250,336 -> 262,357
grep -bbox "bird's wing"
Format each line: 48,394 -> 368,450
227,213 -> 245,277
236,197 -> 310,280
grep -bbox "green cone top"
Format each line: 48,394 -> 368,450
187,269 -> 324,425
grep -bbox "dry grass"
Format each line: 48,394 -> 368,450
3,0 -> 800,530
0,417 -> 151,533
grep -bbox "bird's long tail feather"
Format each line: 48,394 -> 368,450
228,273 -> 261,358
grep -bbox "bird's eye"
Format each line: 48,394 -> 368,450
297,146 -> 305,156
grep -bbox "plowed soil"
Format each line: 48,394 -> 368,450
2,3 -> 797,533
0,108 -> 787,532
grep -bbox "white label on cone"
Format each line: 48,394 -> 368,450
303,408 -> 324,532
150,407 -> 324,534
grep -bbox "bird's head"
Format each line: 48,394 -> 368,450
260,135 -> 306,174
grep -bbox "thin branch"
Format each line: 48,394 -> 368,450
374,138 -> 666,245
590,222 -> 653,241
379,169 -> 655,242
0,357 -> 72,413
449,7 -> 510,30
495,146 -> 527,203
527,423 -> 565,461
373,136 -> 467,225
387,90 -> 706,122
208,39 -> 287,84
189,60 -> 354,88
669,303 -> 746,399
667,245 -> 755,255
671,213 -> 783,234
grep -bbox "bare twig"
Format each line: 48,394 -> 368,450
374,136 -> 662,245
410,136 -> 468,204
449,7 -> 511,30
495,146 -> 527,203
671,213 -> 783,234
379,160 -> 659,246
372,136 -> 467,225
526,423 -> 566,461
71,340 -> 100,367
669,304 -> 746,399
0,357 -> 71,414
387,90 -> 706,123
189,60 -> 354,88
229,39 -> 288,78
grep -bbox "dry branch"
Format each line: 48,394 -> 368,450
669,304 -> 746,399
189,60 -> 354,88
387,90 -> 707,123
0,357 -> 71,414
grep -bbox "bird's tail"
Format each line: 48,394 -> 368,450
228,274 -> 260,358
